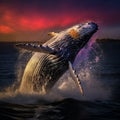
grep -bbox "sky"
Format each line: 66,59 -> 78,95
0,0 -> 120,42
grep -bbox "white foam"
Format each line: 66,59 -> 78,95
0,41 -> 111,103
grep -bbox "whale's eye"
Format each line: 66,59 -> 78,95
69,29 -> 79,39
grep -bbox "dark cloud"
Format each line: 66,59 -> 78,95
1,0 -> 120,12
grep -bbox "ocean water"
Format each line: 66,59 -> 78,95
0,40 -> 120,120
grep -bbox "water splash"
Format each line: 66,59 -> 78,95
0,40 -> 111,103
53,40 -> 110,101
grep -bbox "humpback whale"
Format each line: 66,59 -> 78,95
16,22 -> 98,95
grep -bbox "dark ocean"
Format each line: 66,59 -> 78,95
0,40 -> 120,120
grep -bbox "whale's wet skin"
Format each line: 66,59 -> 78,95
17,22 -> 98,94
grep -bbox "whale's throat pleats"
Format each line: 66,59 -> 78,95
19,53 -> 68,93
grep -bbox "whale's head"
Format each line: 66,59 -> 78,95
54,22 -> 98,61
67,22 -> 98,42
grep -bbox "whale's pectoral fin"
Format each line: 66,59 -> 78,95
16,43 -> 57,55
68,61 -> 84,95
48,32 -> 58,37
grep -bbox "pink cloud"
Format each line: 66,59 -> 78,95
0,25 -> 14,34
0,3 -> 119,34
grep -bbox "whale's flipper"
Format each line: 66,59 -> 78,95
48,32 -> 58,37
68,61 -> 84,95
16,43 -> 57,55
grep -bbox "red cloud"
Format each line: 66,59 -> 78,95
18,15 -> 80,31
0,4 -> 119,34
0,10 -> 83,33
0,25 -> 14,34
0,11 -> 95,33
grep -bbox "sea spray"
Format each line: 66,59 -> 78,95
53,40 -> 111,101
13,49 -> 33,91
0,40 -> 111,103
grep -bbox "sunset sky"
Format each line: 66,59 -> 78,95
0,0 -> 120,42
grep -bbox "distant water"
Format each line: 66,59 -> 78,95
0,41 -> 120,120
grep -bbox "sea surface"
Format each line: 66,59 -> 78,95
0,40 -> 120,120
